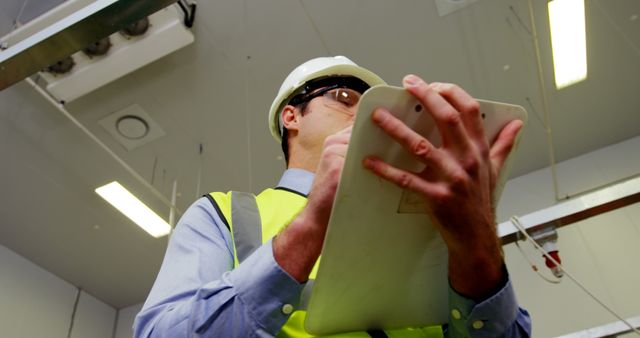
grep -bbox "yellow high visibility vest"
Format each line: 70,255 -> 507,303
209,188 -> 443,338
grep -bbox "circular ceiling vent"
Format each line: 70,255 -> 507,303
116,115 -> 149,140
99,104 -> 165,151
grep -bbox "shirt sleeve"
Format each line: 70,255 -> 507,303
446,273 -> 532,338
133,197 -> 304,338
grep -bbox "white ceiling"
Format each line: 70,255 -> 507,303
1,0 -> 639,309
0,0 -> 66,37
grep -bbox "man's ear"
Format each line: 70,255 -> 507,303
281,105 -> 301,133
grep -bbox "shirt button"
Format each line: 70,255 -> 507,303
282,304 -> 294,315
451,309 -> 461,320
472,320 -> 484,329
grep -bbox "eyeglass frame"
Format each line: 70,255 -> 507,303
287,76 -> 370,107
290,84 -> 364,111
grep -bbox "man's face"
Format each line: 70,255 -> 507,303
295,86 -> 362,150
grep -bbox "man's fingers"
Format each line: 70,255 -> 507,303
371,108 -> 444,168
489,120 -> 523,173
402,75 -> 470,151
363,156 -> 446,198
430,82 -> 485,142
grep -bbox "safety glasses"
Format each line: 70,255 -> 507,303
288,76 -> 370,108
291,85 -> 362,109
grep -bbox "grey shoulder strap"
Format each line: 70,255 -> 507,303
230,191 -> 263,264
231,192 -> 318,312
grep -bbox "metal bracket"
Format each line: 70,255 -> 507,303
177,0 -> 197,28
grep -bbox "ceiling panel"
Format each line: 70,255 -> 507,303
0,82 -> 168,307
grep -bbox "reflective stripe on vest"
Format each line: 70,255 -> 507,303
209,189 -> 443,338
231,191 -> 263,264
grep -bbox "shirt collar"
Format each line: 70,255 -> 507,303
276,168 -> 314,197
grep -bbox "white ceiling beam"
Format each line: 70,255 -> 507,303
555,315 -> 640,338
499,175 -> 640,244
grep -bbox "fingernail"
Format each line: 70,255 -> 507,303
403,74 -> 419,87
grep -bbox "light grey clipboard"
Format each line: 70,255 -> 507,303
304,85 -> 527,335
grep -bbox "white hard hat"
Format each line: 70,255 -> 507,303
268,56 -> 387,142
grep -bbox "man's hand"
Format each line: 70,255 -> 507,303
273,126 -> 352,282
302,126 -> 352,228
363,75 -> 523,299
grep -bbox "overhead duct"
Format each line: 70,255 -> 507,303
35,5 -> 194,102
0,0 -> 179,91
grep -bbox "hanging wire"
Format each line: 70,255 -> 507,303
12,0 -> 29,31
508,5 -> 533,36
151,155 -> 158,186
525,97 -> 547,129
243,0 -> 253,192
510,216 -> 640,335
195,143 -> 203,199
298,0 -> 331,55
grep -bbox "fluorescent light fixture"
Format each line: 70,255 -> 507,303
548,0 -> 588,89
95,181 -> 171,238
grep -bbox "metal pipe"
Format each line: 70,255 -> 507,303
25,77 -> 182,217
526,0 -> 637,202
527,0 -> 565,201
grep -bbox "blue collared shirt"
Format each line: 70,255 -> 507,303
134,168 -> 531,337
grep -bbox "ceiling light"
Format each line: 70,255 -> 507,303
548,0 -> 588,89
95,181 -> 171,238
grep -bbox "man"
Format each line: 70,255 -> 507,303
134,56 -> 532,337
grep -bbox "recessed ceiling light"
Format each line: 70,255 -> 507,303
116,115 -> 149,140
98,104 -> 166,151
95,181 -> 171,238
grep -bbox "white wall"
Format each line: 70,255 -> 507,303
0,245 -> 115,338
72,291 -> 117,338
498,135 -> 640,337
115,302 -> 143,338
